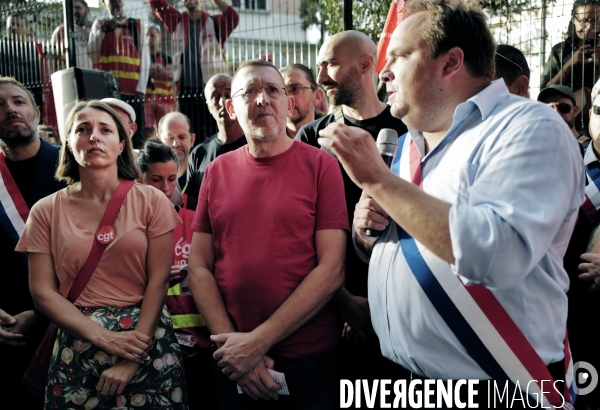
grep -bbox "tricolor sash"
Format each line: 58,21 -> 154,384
583,160 -> 600,223
0,152 -> 29,261
390,133 -> 575,408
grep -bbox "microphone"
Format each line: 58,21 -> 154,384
365,128 -> 399,237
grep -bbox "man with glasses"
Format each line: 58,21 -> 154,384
185,73 -> 246,210
541,0 -> 600,135
280,64 -> 324,139
187,59 -> 347,409
537,85 -> 586,145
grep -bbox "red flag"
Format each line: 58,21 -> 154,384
376,0 -> 407,73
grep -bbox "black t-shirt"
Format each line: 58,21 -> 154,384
178,170 -> 187,193
185,134 -> 247,209
296,105 -> 408,297
1,155 -> 38,316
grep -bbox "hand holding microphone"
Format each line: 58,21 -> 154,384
363,128 -> 398,237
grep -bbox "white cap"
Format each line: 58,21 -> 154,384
592,79 -> 600,104
101,98 -> 136,123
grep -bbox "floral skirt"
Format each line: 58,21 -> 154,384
45,304 -> 188,410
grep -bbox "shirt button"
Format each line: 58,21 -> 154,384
383,321 -> 388,329
380,280 -> 385,288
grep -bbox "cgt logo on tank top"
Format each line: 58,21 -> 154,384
174,237 -> 190,264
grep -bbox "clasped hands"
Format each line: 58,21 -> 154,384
211,332 -> 282,401
95,328 -> 153,400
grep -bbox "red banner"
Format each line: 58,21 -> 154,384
376,0 -> 407,73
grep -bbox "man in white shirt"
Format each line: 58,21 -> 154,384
319,0 -> 584,406
50,0 -> 94,71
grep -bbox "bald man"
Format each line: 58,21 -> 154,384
186,74 -> 246,210
158,111 -> 196,198
296,31 -> 408,385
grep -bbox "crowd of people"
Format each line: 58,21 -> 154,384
5,0 -> 600,409
1,0 -> 240,150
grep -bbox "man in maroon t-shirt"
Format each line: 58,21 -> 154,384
188,59 -> 348,409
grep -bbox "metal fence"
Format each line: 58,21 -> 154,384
0,0 -> 596,141
0,0 -> 319,146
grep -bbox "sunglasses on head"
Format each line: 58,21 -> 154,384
548,102 -> 573,114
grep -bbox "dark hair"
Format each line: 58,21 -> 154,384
280,63 -> 317,89
406,0 -> 496,79
495,44 -> 530,85
156,111 -> 192,136
6,13 -> 34,38
137,138 -> 178,173
56,100 -> 139,184
233,59 -> 285,84
565,0 -> 600,45
0,76 -> 37,109
74,0 -> 89,8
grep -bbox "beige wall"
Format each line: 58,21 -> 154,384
270,0 -> 300,16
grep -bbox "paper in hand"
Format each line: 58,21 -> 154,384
237,369 -> 290,395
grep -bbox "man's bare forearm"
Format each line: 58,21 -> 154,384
188,267 -> 235,338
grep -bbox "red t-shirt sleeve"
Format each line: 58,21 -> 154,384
191,162 -> 213,233
315,156 -> 349,231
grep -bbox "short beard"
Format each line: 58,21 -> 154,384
0,122 -> 38,156
329,66 -> 362,107
75,14 -> 88,26
247,123 -> 283,142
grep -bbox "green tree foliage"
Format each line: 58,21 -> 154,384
300,0 -> 553,46
480,0 -> 556,17
300,0 -> 393,46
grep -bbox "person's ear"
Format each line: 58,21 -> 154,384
287,95 -> 295,117
359,54 -> 374,74
515,75 -> 530,97
441,47 -> 464,80
130,122 -> 138,138
574,104 -> 580,117
225,99 -> 236,120
313,88 -> 324,107
190,133 -> 196,145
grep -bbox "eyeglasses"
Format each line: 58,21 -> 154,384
593,105 -> 600,115
231,86 -> 288,100
573,15 -> 600,27
548,102 -> 573,114
286,85 -> 314,95
496,52 -> 523,77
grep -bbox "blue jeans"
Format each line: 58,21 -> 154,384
215,347 -> 339,410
